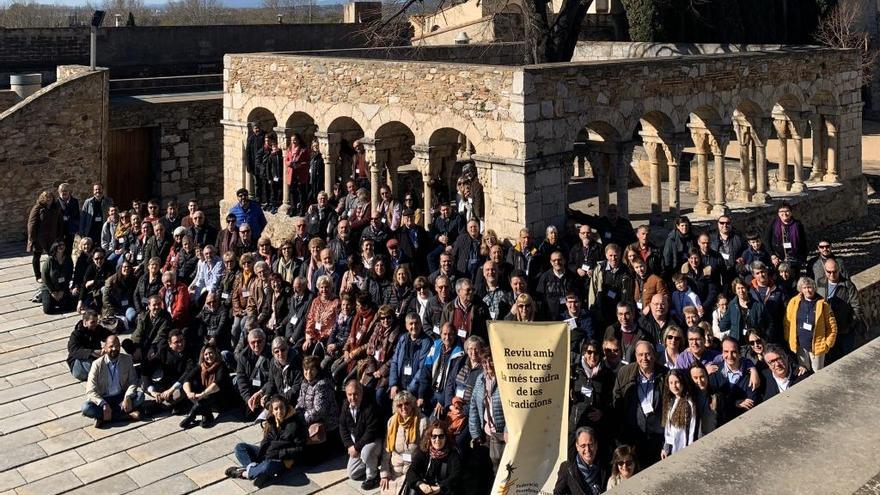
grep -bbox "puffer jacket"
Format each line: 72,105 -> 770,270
296,375 -> 339,432
468,369 -> 505,440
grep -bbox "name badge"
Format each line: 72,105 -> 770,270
401,453 -> 413,463
63,216 -> 69,221
171,256 -> 177,263
721,252 -> 731,260
636,301 -> 643,310
580,386 -> 593,397
252,378 -> 261,387
221,292 -> 230,300
783,242 -> 793,249
136,254 -> 143,260
457,329 -> 467,338
356,331 -> 363,340
315,322 -> 322,331
121,299 -> 129,306
607,290 -> 617,299
455,387 -> 465,398
292,315 -> 299,325
273,177 -> 279,182
57,277 -> 66,283
374,350 -> 381,360
558,297 -> 566,305
403,365 -> 412,376
604,232 -> 611,239
566,318 -> 577,330
581,263 -> 590,271
433,325 -> 440,336
95,216 -> 102,222
489,310 -> 497,320
802,322 -> 813,331
118,237 -> 125,243
241,290 -> 250,298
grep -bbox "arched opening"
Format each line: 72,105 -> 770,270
246,107 -> 277,135
731,98 -> 767,203
685,106 -> 727,215
771,94 -> 807,192
427,127 -> 478,216
569,120 -> 620,218
374,121 -> 416,199
285,112 -> 317,149
635,110 -> 675,221
328,117 -> 365,186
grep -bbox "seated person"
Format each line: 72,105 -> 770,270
340,379 -> 384,490
261,337 -> 303,410
225,395 -> 307,488
102,260 -> 138,330
404,419 -> 462,495
180,344 -> 233,429
81,334 -> 144,428
236,328 -> 272,419
147,329 -> 196,414
388,313 -> 433,400
125,295 -> 172,375
40,241 -> 74,314
380,391 -> 427,494
77,247 -> 115,313
195,291 -> 232,358
67,310 -> 114,381
295,356 -> 340,459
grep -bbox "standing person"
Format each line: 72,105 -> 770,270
569,340 -> 615,451
660,369 -> 700,458
230,188 -> 267,240
784,277 -> 837,372
79,183 -> 113,244
56,183 -> 80,259
246,123 -> 266,197
27,190 -> 63,284
468,351 -> 505,479
710,215 -> 746,283
765,202 -> 808,277
588,244 -> 633,330
285,133 -> 311,215
308,138 -> 325,207
662,216 -> 694,277
612,341 -> 666,467
264,137 -> 284,214
816,259 -> 861,364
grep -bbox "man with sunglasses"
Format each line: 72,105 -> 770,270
816,258 -> 861,364
808,239 -> 848,282
568,341 -> 615,451
710,215 -> 746,283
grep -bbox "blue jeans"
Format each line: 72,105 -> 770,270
71,359 -> 92,381
234,443 -> 284,481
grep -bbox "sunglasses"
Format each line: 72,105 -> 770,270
749,339 -> 763,346
379,316 -> 393,320
666,335 -> 682,341
718,221 -> 730,225
617,460 -> 634,467
430,434 -> 445,439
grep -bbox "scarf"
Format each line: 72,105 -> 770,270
575,455 -> 601,492
772,218 -> 801,253
429,445 -> 449,460
386,413 -> 419,453
200,360 -> 221,388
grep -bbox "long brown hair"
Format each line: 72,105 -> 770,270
610,445 -> 639,478
419,419 -> 451,452
661,369 -> 693,429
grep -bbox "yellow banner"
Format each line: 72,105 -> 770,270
488,321 -> 570,495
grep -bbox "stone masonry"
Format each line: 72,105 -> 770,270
0,65 -> 108,242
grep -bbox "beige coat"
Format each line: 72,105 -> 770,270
85,354 -> 141,406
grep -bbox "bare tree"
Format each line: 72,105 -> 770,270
162,0 -> 223,25
814,0 -> 878,85
102,0 -> 156,26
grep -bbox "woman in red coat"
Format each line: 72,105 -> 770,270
285,133 -> 311,215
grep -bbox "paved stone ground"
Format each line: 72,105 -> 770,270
0,244 -> 372,495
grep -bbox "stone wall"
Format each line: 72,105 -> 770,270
571,41 -> 787,62
0,66 -> 108,242
0,90 -> 18,113
109,94 -> 223,222
0,24 -> 373,88
290,43 -> 525,66
852,264 -> 880,341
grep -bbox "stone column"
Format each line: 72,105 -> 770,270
412,144 -> 436,228
754,141 -> 769,203
642,140 -> 663,216
773,118 -> 790,191
710,133 -> 730,215
809,114 -> 825,181
588,150 -> 610,216
788,116 -> 807,192
734,123 -> 753,202
690,129 -> 712,215
663,142 -> 684,216
315,131 -> 340,195
824,117 -> 840,182
749,139 -> 757,193
614,142 -> 635,218
361,138 -> 380,212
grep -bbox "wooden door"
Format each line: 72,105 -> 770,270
108,128 -> 152,209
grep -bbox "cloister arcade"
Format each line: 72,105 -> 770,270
222,46 -> 863,240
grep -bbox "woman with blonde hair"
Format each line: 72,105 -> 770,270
380,390 -> 427,494
504,293 -> 537,322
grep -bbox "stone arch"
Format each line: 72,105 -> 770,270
319,104 -> 369,135
772,83 -> 807,113
418,114 -> 485,153
429,127 -> 477,197
687,105 -> 725,130
638,110 -> 675,137
245,107 -> 277,133
683,94 -> 729,128
328,116 -> 365,183
368,107 -> 419,137
285,111 -> 317,148
732,97 -> 766,128
374,121 -> 416,196
808,81 -> 840,107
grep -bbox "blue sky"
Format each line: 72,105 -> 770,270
12,0 -> 343,6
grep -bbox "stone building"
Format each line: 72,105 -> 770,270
222,42 -> 864,240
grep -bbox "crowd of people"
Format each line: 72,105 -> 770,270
23,139 -> 864,492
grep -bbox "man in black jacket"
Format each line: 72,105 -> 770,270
760,345 -> 810,401
339,379 -> 383,490
67,310 -> 114,381
612,341 -> 666,468
147,329 -> 195,413
236,328 -> 271,419
816,258 -> 861,364
260,337 -> 303,407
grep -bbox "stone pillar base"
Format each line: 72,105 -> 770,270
790,182 -> 806,193
710,204 -> 729,216
694,202 -> 712,215
776,180 -> 791,192
752,192 -> 770,204
823,173 -> 840,183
